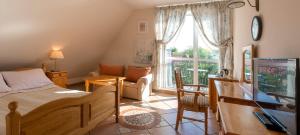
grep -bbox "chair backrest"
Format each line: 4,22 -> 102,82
174,68 -> 184,99
174,68 -> 183,89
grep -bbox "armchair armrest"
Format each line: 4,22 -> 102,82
183,84 -> 208,88
178,89 -> 206,96
137,74 -> 153,86
129,74 -> 152,100
182,84 -> 208,92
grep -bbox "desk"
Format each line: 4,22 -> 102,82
214,80 -> 253,101
218,102 -> 285,135
208,76 -> 238,113
85,75 -> 126,96
209,78 -> 257,113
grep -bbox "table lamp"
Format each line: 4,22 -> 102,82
49,50 -> 64,71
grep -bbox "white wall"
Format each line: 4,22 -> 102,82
0,0 -> 132,80
101,8 -> 156,68
233,0 -> 300,79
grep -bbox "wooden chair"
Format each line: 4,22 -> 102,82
174,68 -> 209,134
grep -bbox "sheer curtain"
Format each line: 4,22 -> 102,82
191,2 -> 233,77
154,5 -> 187,89
154,2 -> 233,89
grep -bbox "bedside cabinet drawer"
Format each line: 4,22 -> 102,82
48,74 -> 60,78
46,72 -> 67,77
52,77 -> 67,88
46,71 -> 68,88
59,72 -> 67,77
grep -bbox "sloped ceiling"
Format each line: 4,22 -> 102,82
0,0 -> 132,78
123,0 -> 207,9
0,0 -> 208,79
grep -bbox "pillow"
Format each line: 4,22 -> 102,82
99,64 -> 124,76
126,66 -> 151,83
0,73 -> 11,92
2,68 -> 53,90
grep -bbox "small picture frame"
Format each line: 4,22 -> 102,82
138,21 -> 148,34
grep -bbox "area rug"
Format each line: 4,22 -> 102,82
119,107 -> 161,130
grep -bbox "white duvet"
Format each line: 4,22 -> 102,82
0,84 -> 89,135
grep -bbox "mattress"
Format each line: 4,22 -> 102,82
0,84 -> 89,135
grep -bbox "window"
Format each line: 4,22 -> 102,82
160,11 -> 219,90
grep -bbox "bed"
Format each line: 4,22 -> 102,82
0,69 -> 120,135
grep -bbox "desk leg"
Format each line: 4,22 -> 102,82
216,107 -> 220,122
120,80 -> 124,97
85,80 -> 90,92
209,78 -> 218,113
115,78 -> 120,123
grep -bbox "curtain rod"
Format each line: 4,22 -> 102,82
156,0 -> 228,8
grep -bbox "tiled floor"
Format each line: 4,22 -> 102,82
90,93 -> 220,135
69,83 -> 219,135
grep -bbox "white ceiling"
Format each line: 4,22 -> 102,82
123,0 -> 208,9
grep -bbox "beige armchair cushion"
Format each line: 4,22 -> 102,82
123,81 -> 139,99
99,64 -> 124,76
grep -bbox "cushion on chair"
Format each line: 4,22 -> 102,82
126,66 -> 151,83
181,95 -> 209,107
99,64 -> 124,76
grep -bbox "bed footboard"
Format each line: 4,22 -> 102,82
6,102 -> 21,135
6,79 -> 120,135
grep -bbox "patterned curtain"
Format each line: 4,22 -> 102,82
191,2 -> 234,77
153,2 -> 233,89
153,5 -> 188,89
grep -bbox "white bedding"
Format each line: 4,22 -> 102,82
1,69 -> 53,90
0,73 -> 11,92
0,84 -> 89,135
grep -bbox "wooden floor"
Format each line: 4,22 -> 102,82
69,84 -> 219,135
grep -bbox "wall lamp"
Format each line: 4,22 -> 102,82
227,0 -> 259,12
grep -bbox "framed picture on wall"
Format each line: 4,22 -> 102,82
133,39 -> 153,64
138,21 -> 148,33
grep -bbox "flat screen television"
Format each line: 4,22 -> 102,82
253,58 -> 299,135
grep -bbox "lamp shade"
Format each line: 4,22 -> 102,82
49,50 -> 64,59
227,0 -> 245,9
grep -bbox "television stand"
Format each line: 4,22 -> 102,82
254,111 -> 286,132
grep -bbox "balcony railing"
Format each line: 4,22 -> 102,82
164,57 -> 219,89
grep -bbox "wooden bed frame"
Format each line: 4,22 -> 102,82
5,72 -> 120,135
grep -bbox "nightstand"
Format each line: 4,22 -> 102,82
46,71 -> 68,88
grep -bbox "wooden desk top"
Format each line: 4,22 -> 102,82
214,80 -> 253,100
208,75 -> 232,79
218,102 -> 285,135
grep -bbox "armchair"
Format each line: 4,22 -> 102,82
123,74 -> 153,100
88,73 -> 153,101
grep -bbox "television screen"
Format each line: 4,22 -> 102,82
253,58 -> 299,135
